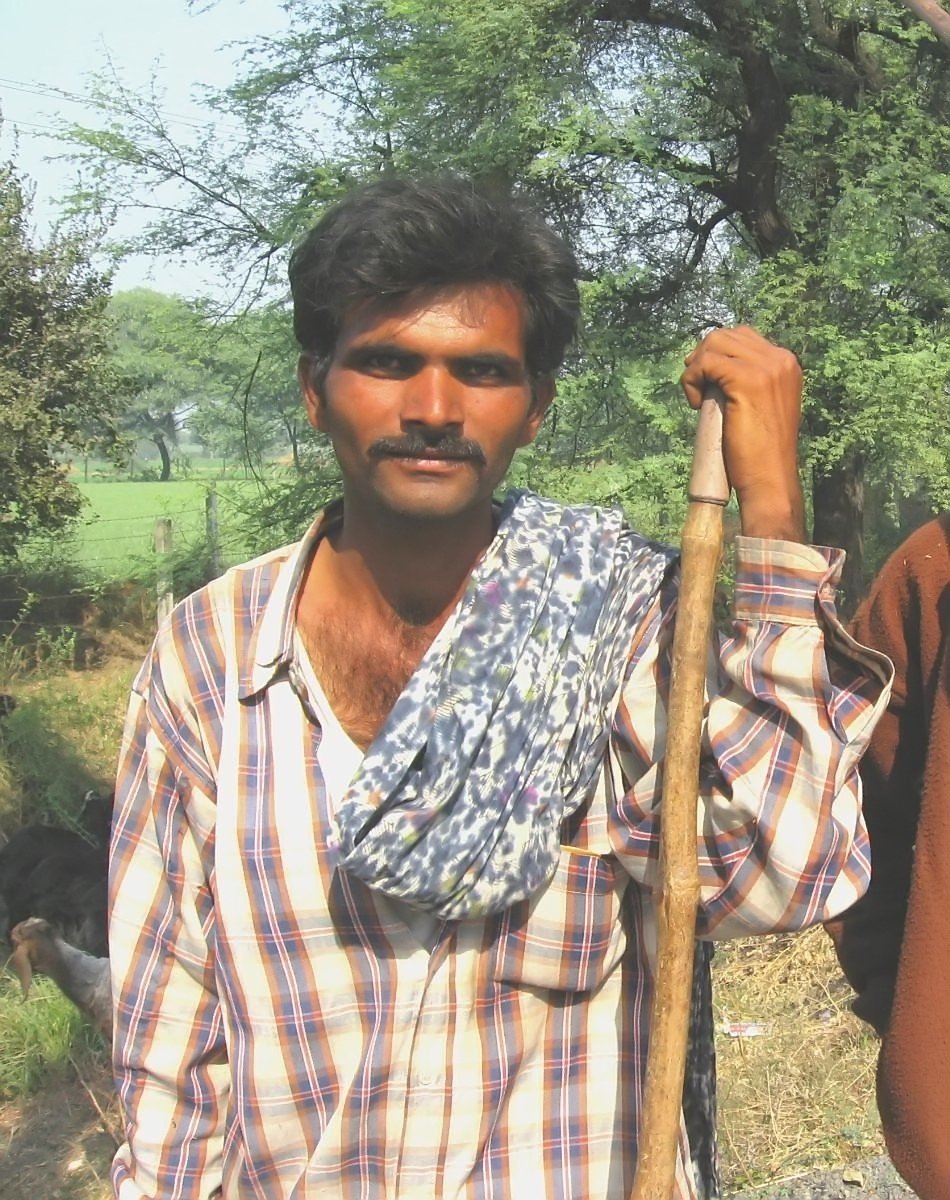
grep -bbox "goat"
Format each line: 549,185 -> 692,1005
10,917 -> 111,1039
0,791 -> 112,955
78,788 -> 114,848
10,845 -> 108,955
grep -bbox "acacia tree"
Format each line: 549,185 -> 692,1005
188,307 -> 315,473
0,161 -> 120,557
294,0 -> 947,600
66,1 -> 950,598
898,0 -> 950,45
110,289 -> 234,480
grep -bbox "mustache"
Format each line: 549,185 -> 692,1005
368,434 -> 487,466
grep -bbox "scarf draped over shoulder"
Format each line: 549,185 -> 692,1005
332,489 -> 676,920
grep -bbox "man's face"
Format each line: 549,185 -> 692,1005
299,283 -> 553,525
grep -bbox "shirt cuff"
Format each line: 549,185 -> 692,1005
733,537 -> 844,625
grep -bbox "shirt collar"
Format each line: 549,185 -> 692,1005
239,499 -> 343,700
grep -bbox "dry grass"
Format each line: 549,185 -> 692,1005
714,927 -> 883,1191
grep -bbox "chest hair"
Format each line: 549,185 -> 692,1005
304,608 -> 439,750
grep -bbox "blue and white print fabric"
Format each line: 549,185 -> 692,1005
332,489 -> 676,920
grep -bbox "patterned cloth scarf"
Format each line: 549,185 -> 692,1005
333,489 -> 676,920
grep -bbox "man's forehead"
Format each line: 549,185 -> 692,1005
340,281 -> 527,342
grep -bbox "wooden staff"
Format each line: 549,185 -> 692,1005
631,390 -> 729,1200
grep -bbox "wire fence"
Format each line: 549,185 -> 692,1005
2,490 -> 257,638
65,493 -> 253,575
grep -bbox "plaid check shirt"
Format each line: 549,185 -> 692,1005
109,516 -> 891,1200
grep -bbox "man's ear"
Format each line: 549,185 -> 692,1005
519,375 -> 556,447
298,355 -> 327,431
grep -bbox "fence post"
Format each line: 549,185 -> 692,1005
154,517 -> 174,628
206,488 -> 223,579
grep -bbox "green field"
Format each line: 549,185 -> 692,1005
67,480 -> 255,579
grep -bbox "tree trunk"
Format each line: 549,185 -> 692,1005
898,0 -> 950,47
284,418 -> 301,472
153,435 -> 172,482
811,454 -> 865,617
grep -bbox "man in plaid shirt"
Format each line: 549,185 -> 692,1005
109,175 -> 891,1200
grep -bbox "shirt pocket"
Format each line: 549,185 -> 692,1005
489,848 -> 628,993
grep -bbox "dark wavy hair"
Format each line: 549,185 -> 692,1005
288,174 -> 580,381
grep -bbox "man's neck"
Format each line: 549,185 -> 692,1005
306,500 -> 497,631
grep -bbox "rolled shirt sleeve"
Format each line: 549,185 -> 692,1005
609,537 -> 893,938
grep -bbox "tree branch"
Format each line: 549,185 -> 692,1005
897,0 -> 950,48
590,0 -> 712,40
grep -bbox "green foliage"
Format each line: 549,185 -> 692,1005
187,305 -> 319,471
740,80 -> 950,505
225,452 -> 344,555
62,1 -> 950,585
0,162 -> 122,558
510,353 -> 696,543
0,560 -> 144,829
0,681 -> 125,830
109,289 -> 232,480
108,290 -> 324,480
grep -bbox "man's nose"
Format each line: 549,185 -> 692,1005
400,365 -> 464,429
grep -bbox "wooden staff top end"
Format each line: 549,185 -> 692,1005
688,392 -> 730,507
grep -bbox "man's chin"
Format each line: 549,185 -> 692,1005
369,479 -> 494,525
378,496 -> 484,524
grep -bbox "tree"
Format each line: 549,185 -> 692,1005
67,1 -> 950,598
898,0 -> 950,46
0,160 -> 120,558
109,289 -> 232,480
110,290 -> 321,482
187,306 -> 316,473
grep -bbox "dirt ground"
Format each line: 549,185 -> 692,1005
731,1156 -> 916,1199
0,1057 -> 117,1200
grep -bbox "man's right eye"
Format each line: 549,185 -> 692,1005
364,353 -> 402,372
351,349 -> 417,376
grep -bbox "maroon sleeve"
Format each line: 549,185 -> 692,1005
824,534 -> 925,1034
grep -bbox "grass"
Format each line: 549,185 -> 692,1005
0,638 -> 138,1167
0,975 -> 105,1101
12,475 -> 261,588
4,480 -> 264,673
72,479 -> 256,579
0,652 -> 140,833
714,929 -> 884,1190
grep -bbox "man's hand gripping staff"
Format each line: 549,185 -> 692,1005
681,325 -> 806,544
632,328 -> 806,1200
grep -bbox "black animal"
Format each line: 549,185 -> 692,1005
77,787 -> 114,848
0,790 -> 112,956
8,844 -> 108,955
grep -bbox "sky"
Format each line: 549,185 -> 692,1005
0,0 -> 289,295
